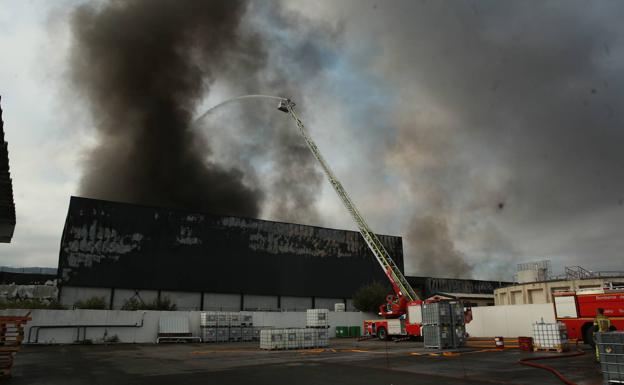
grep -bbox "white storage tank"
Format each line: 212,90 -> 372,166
240,311 -> 253,326
315,329 -> 329,347
297,329 -> 315,348
201,327 -> 217,343
285,329 -> 300,349
200,311 -> 217,327
306,309 -> 329,327
217,312 -> 230,327
533,321 -> 568,351
229,312 -> 241,327
229,327 -> 242,342
242,327 -> 253,342
260,329 -> 285,350
216,327 -> 229,342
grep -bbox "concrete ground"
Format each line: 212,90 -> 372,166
8,339 -> 602,385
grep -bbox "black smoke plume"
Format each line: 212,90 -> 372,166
70,0 -> 263,216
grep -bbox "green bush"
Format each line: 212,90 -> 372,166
0,298 -> 66,310
352,281 -> 389,313
120,297 -> 142,311
121,296 -> 177,311
74,296 -> 107,309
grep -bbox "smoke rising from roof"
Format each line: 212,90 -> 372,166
71,0 -> 330,223
70,1 -> 265,217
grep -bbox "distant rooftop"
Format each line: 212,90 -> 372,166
0,266 -> 57,275
515,262 -> 624,284
0,95 -> 16,243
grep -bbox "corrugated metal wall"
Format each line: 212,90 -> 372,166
58,196 -> 404,298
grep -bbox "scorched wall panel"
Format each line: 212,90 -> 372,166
58,197 -> 404,298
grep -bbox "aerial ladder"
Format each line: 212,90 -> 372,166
277,98 -> 419,318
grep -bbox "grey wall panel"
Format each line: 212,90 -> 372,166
111,289 -> 158,309
314,297 -> 343,310
203,293 -> 240,311
243,294 -> 278,310
161,291 -> 201,311
60,286 -> 111,308
280,296 -> 312,311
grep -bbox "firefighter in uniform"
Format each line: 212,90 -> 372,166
593,308 -> 611,362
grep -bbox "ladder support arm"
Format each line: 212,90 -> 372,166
278,99 -> 419,303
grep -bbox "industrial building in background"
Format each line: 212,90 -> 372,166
0,96 -> 16,243
494,260 -> 624,305
57,196 -> 405,311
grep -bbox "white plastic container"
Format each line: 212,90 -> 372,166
201,327 -> 217,342
229,312 -> 241,327
306,309 -> 329,327
217,312 -> 230,327
297,329 -> 315,348
242,327 -> 253,342
240,311 -> 253,326
252,327 -> 263,341
260,329 -> 285,350
315,329 -> 329,347
200,312 -> 217,327
532,321 -> 568,350
216,327 -> 229,342
259,328 -> 328,350
285,329 -> 300,349
229,327 -> 242,342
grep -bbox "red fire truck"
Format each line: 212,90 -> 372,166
553,285 -> 624,345
363,300 -> 424,340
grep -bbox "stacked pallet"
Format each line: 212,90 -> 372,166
259,328 -> 329,350
306,309 -> 329,328
259,309 -> 330,350
0,313 -> 31,378
422,301 -> 465,349
200,311 -> 260,343
596,332 -> 624,384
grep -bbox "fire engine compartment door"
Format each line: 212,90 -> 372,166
554,295 -> 578,318
387,319 -> 404,335
407,304 -> 422,324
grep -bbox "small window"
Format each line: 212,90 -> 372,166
554,296 -> 578,318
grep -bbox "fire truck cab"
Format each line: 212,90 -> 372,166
553,284 -> 624,346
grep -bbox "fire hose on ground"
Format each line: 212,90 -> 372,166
517,349 -> 586,385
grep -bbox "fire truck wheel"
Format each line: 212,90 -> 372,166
582,324 -> 595,348
377,327 -> 388,341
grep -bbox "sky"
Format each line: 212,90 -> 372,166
0,0 -> 623,281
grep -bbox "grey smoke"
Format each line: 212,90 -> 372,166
307,0 -> 624,278
407,216 -> 472,277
